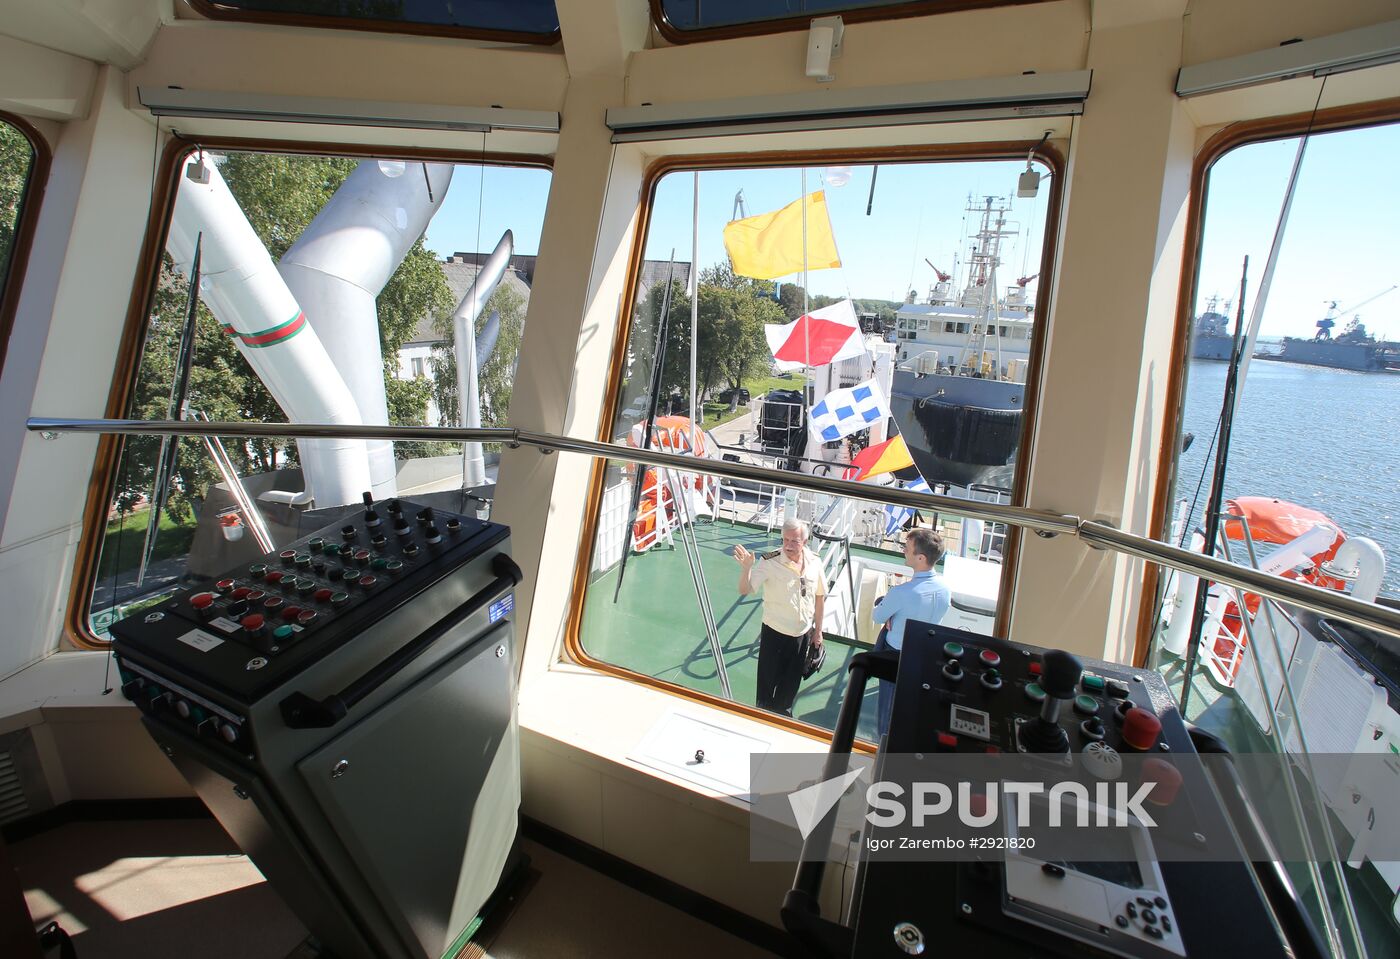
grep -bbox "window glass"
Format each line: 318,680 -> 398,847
0,118 -> 37,304
657,0 -> 996,33
199,0 -> 559,37
86,148 -> 551,639
1150,121 -> 1400,958
577,158 -> 1050,735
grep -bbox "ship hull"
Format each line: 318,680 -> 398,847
1192,334 -> 1232,361
1266,338 -> 1383,372
890,371 -> 1023,488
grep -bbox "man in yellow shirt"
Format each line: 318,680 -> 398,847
734,519 -> 826,716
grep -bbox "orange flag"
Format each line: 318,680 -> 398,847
849,435 -> 914,481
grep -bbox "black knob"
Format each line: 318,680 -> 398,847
394,517 -> 412,537
362,491 -> 381,527
445,517 -> 461,532
424,522 -> 442,544
416,508 -> 432,526
341,524 -> 357,541
371,533 -> 387,549
1040,650 -> 1082,700
386,499 -> 402,516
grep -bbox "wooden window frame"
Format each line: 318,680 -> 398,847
69,136 -> 553,649
1133,96 -> 1400,668
0,112 -> 52,381
188,0 -> 561,46
650,0 -> 1054,45
563,141 -> 1064,742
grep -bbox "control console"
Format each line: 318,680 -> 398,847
849,623 -> 1288,959
107,494 -> 521,959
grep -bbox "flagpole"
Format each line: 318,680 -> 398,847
690,171 -> 700,456
801,167 -> 810,370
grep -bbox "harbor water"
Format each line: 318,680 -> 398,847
1175,357 -> 1399,596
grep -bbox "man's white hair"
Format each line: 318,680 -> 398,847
781,517 -> 810,540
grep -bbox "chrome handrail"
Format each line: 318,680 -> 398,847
26,415 -> 1400,643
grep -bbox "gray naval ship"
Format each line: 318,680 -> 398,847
1270,305 -> 1390,372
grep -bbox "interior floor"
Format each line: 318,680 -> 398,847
9,814 -> 784,959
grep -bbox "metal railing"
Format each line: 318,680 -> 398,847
26,415 -> 1400,644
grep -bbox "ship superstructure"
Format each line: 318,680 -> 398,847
889,196 -> 1034,488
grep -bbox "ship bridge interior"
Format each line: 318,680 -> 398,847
1,2 -> 1399,958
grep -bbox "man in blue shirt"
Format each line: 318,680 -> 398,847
872,527 -> 951,739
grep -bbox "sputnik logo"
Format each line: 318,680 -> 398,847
788,766 -> 867,840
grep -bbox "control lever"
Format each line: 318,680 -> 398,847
1020,649 -> 1080,753
362,491 -> 380,528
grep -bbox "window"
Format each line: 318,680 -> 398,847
1149,118 -> 1400,959
652,0 -> 1053,42
83,146 -> 551,641
192,0 -> 560,43
0,114 -> 42,375
574,155 -> 1053,736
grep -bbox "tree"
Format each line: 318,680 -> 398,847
776,280 -> 837,321
0,121 -> 35,288
696,265 -> 784,403
621,276 -> 693,417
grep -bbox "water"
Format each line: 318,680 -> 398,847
1175,358 -> 1400,596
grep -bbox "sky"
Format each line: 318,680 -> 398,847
420,119 -> 1400,339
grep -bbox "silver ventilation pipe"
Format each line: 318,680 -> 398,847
452,231 -> 514,489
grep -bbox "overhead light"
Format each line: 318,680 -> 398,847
136,86 -> 560,134
1175,18 -> 1400,97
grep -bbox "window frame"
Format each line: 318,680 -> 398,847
188,0 -> 562,46
649,0 -> 1055,45
1134,95 -> 1400,668
563,141 -> 1064,738
69,135 -> 554,649
0,111 -> 52,381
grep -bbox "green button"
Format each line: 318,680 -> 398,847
190,706 -> 207,722
331,592 -> 349,606
308,537 -> 325,553
384,559 -> 403,573
1074,694 -> 1099,715
1082,674 -> 1105,691
249,563 -> 267,576
943,641 -> 964,659
273,624 -> 295,641
1025,683 -> 1046,703
371,557 -> 388,570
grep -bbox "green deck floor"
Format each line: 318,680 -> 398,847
580,519 -> 892,740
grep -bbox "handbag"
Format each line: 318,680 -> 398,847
801,635 -> 826,679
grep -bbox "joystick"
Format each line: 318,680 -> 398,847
362,491 -> 381,528
1018,649 -> 1080,754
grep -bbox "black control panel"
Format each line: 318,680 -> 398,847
109,494 -> 506,754
849,623 -> 1289,959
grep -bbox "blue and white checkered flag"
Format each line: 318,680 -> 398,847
883,476 -> 931,537
808,379 -> 890,446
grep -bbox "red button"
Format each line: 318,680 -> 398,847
279,549 -> 297,564
937,732 -> 957,750
231,586 -> 252,600
215,579 -> 235,591
281,605 -> 302,621
247,589 -> 266,601
1142,758 -> 1183,806
1121,708 -> 1163,751
263,596 -> 283,611
314,588 -> 333,603
979,649 -> 1001,667
354,549 -> 371,564
190,592 -> 215,610
984,745 -> 1000,754
240,614 -> 265,632
1028,661 -> 1042,676
297,610 -> 318,626
358,575 -> 377,589
264,570 -> 285,584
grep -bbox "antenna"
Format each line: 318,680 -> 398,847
732,189 -> 748,220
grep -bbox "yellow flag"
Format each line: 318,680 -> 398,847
722,191 -> 842,280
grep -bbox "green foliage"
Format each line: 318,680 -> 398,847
776,281 -> 838,321
0,120 -> 35,290
697,263 -> 785,400
622,276 -> 694,415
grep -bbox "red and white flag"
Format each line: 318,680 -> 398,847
764,299 -> 867,371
